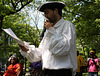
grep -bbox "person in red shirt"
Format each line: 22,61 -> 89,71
3,57 -> 21,76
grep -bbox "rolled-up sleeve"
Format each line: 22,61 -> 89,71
47,21 -> 75,56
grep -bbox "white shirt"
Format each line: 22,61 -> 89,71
19,18 -> 77,75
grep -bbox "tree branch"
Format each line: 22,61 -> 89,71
11,0 -> 16,10
6,0 -> 33,15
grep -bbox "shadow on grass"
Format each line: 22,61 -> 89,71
82,73 -> 88,76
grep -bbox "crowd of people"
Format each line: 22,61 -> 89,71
1,1 -> 100,76
1,49 -> 99,76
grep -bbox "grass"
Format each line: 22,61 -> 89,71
82,68 -> 100,76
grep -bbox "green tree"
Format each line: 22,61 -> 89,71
73,0 -> 100,56
0,0 -> 34,34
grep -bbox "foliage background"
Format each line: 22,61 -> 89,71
0,0 -> 100,73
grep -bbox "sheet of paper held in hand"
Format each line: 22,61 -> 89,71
2,28 -> 24,46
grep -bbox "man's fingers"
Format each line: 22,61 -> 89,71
18,44 -> 29,51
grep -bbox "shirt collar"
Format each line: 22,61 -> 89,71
54,18 -> 64,28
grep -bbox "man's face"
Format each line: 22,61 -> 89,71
44,9 -> 57,23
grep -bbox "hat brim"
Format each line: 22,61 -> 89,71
38,1 -> 65,12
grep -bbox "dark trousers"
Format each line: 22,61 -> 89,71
88,72 -> 98,76
31,68 -> 44,76
44,69 -> 72,76
75,72 -> 82,76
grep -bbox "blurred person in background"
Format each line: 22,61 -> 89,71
87,51 -> 99,76
18,54 -> 24,76
75,51 -> 85,76
30,61 -> 44,76
3,56 -> 21,76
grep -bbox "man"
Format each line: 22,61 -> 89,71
19,1 -> 77,76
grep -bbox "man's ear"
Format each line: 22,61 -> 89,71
54,8 -> 58,13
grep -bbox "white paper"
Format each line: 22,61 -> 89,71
2,28 -> 24,46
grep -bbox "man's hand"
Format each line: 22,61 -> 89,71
18,44 -> 29,52
44,19 -> 53,29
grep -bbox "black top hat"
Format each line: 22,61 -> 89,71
38,1 -> 65,12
